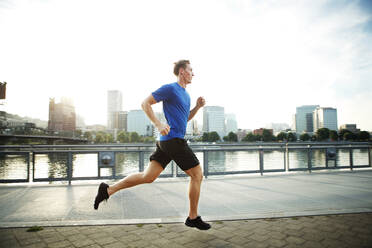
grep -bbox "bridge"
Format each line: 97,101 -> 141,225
0,134 -> 88,145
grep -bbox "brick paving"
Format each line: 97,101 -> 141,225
1,213 -> 371,248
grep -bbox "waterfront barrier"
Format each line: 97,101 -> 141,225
0,142 -> 371,184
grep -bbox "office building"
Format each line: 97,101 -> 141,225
313,107 -> 338,132
153,112 -> 166,138
203,106 -> 225,139
237,129 -> 251,142
107,90 -> 123,130
127,110 -> 152,136
186,119 -> 199,136
253,128 -> 273,136
295,105 -> 319,134
225,113 -> 238,134
76,114 -> 86,130
339,124 -> 360,133
48,97 -> 76,132
266,123 -> 290,135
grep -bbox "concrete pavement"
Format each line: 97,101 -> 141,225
1,170 -> 372,247
1,170 -> 372,228
0,213 -> 371,248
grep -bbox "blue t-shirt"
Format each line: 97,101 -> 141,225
152,82 -> 190,141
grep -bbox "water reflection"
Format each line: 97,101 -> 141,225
263,150 -> 285,170
0,154 -> 28,179
353,149 -> 369,166
289,150 -> 308,169
312,150 -> 326,168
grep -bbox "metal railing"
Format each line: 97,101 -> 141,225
0,142 -> 371,184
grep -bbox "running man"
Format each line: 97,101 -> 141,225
94,60 -> 211,230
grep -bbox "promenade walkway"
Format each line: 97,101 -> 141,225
1,170 -> 372,247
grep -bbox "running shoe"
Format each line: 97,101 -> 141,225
185,216 -> 211,230
94,182 -> 109,210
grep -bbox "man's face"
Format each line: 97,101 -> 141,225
181,64 -> 194,84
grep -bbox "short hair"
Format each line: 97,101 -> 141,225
173,60 -> 190,76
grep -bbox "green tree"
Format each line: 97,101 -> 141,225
344,132 -> 355,141
276,132 -> 288,142
287,132 -> 297,142
83,131 -> 93,141
95,132 -> 106,143
224,132 -> 238,142
117,131 -> 129,143
202,132 -> 209,142
243,133 -> 262,142
143,136 -> 155,143
106,133 -> 114,143
358,131 -> 370,141
208,132 -> 220,142
262,129 -> 274,142
242,133 -> 256,142
329,130 -> 338,141
74,129 -> 83,138
300,133 -> 311,141
316,128 -> 330,141
129,132 -> 141,143
339,129 -> 351,140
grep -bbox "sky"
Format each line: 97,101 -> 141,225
0,0 -> 371,131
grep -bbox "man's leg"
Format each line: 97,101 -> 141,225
184,164 -> 211,230
108,160 -> 164,196
94,160 -> 164,209
185,165 -> 203,219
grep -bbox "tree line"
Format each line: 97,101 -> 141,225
201,128 -> 370,142
83,131 -> 155,143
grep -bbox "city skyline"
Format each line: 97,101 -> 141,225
1,0 -> 372,131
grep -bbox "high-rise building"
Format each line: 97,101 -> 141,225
266,123 -> 290,135
117,111 -> 128,131
107,90 -> 123,130
225,113 -> 238,134
339,124 -> 360,133
203,106 -> 225,139
127,110 -> 152,136
153,112 -> 166,138
186,119 -> 198,136
48,97 -> 76,132
313,107 -> 338,132
76,114 -> 86,130
295,105 -> 319,134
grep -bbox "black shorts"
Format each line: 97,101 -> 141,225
149,138 -> 200,171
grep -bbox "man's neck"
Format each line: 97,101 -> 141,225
177,79 -> 187,88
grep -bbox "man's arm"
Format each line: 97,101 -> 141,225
141,94 -> 170,135
188,97 -> 206,121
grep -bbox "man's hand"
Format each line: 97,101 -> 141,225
196,97 -> 206,108
156,123 -> 170,136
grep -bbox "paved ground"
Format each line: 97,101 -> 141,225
0,213 -> 372,248
1,170 -> 372,227
1,170 -> 372,247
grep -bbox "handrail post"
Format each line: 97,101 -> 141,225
259,148 -> 264,176
203,150 -> 208,178
27,151 -> 31,182
112,151 -> 116,179
67,152 -> 72,185
284,144 -> 288,172
139,151 -> 144,172
369,145 -> 372,168
32,152 -> 35,182
349,146 -> 353,171
308,145 -> 312,173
